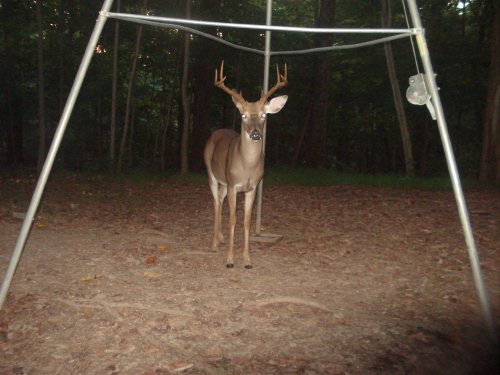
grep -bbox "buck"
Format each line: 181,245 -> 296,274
204,61 -> 288,269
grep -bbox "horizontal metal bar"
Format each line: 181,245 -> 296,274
110,16 -> 411,57
120,18 -> 265,55
272,33 -> 411,55
105,11 -> 417,35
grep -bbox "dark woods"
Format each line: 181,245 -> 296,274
0,0 -> 498,181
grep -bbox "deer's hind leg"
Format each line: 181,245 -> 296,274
209,176 -> 225,251
216,184 -> 227,245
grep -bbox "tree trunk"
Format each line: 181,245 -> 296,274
160,95 -> 175,171
57,0 -> 65,115
95,98 -> 103,158
128,103 -> 136,165
5,82 -> 24,164
189,49 -> 217,171
36,0 -> 46,174
189,0 -> 223,171
180,0 -> 192,174
292,102 -> 313,166
160,49 -> 181,171
117,0 -> 147,173
189,65 -> 213,171
231,55 -> 242,130
419,117 -> 431,176
110,0 -> 121,170
479,1 -> 500,182
302,0 -> 336,167
381,0 -> 414,177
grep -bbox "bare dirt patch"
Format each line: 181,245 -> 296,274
0,174 -> 499,374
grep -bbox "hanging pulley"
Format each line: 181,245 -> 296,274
406,73 -> 436,120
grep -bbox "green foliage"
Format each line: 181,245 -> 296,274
0,0 -> 494,179
158,166 -> 482,190
264,167 -> 480,190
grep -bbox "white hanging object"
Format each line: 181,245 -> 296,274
406,73 -> 436,120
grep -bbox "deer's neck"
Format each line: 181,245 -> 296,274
238,133 -> 263,167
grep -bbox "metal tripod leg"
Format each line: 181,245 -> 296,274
0,0 -> 115,309
406,0 -> 496,343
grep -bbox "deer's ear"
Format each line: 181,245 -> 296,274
265,95 -> 288,114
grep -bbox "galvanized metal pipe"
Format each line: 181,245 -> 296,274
106,11 -> 415,35
0,0 -> 115,309
255,0 -> 273,235
406,0 -> 496,343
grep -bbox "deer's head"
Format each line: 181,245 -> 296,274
214,61 -> 288,142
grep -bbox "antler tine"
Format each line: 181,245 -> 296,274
260,63 -> 288,103
214,60 -> 245,104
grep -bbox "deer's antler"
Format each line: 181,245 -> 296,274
214,61 -> 246,104
259,63 -> 288,104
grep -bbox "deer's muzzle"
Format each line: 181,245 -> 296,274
250,129 -> 262,141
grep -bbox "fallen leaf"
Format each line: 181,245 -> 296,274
121,345 -> 136,353
146,255 -> 157,264
105,364 -> 117,372
172,361 -> 194,373
411,332 -> 431,344
155,244 -> 168,252
143,271 -> 160,278
204,345 -> 222,358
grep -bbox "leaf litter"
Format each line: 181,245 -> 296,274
0,175 -> 499,374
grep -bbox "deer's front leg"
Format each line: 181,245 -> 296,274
226,186 -> 237,268
243,189 -> 256,269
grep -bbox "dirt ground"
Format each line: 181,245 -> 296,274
0,173 -> 499,375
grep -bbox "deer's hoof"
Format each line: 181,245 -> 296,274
244,264 -> 253,269
226,263 -> 234,268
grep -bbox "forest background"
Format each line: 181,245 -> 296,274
1,0 -> 498,182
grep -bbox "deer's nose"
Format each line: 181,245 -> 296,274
250,129 -> 262,141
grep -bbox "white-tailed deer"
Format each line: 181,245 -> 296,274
204,61 -> 288,269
